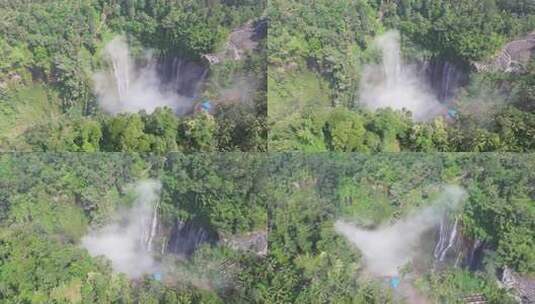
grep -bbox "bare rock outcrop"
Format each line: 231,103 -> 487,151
220,230 -> 267,257
203,19 -> 266,65
500,267 -> 535,304
474,32 -> 535,73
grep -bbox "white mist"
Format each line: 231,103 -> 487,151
335,185 -> 466,276
81,180 -> 162,278
93,36 -> 193,115
359,31 -> 446,121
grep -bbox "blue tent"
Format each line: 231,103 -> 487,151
200,101 -> 213,111
390,277 -> 400,289
447,108 -> 458,119
152,272 -> 163,281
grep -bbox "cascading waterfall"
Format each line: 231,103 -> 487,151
93,36 -> 197,114
427,60 -> 467,103
433,215 -> 447,259
465,239 -> 485,271
359,30 -> 446,121
171,57 -> 184,93
194,69 -> 208,99
145,198 -> 160,253
432,214 -> 486,270
107,38 -> 131,101
157,56 -> 208,98
433,214 -> 459,262
381,34 -> 402,89
81,180 -> 162,278
167,220 -> 219,256
440,62 -> 451,101
161,237 -> 167,255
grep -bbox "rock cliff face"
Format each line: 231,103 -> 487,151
500,267 -> 535,304
203,19 -> 266,65
156,57 -> 208,98
432,215 -> 486,271
474,32 -> 535,73
430,218 -> 535,304
165,219 -> 219,256
425,59 -> 468,102
220,230 -> 268,256
157,219 -> 267,258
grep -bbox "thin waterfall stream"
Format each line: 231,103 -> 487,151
145,197 -> 160,253
433,215 -> 459,262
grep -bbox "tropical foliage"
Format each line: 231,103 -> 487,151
268,0 -> 535,152
0,0 -> 266,152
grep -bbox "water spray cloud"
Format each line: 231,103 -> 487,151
335,185 -> 466,277
359,31 -> 446,121
81,180 -> 161,278
93,36 -> 193,115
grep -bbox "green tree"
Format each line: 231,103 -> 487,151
177,112 -> 216,152
102,114 -> 151,151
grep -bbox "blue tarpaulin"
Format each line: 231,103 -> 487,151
390,277 -> 400,289
200,101 -> 213,111
447,108 -> 458,119
152,272 -> 162,281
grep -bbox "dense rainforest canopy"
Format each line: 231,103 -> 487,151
0,0 -> 267,152
2,0 -> 533,152
0,153 -> 533,303
0,153 -> 268,303
0,0 -> 534,303
265,153 -> 535,303
269,0 -> 535,152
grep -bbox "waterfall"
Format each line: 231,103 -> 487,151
434,215 -> 447,258
81,180 -> 161,278
379,32 -> 402,89
106,36 -> 131,101
437,61 -> 458,102
167,219 -> 219,256
441,62 -> 451,101
161,237 -> 167,255
465,239 -> 485,271
156,56 -> 208,98
193,69 -> 208,99
93,36 -> 197,114
433,217 -> 486,270
434,215 -> 459,262
171,57 -> 184,94
134,180 -> 161,254
145,198 -> 159,252
359,30 -> 446,121
427,59 -> 467,103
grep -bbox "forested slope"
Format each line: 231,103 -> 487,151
0,0 -> 266,152
265,153 -> 535,303
0,153 -> 533,303
0,153 -> 268,303
269,0 -> 535,152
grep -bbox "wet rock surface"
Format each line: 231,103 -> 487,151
156,57 -> 208,98
203,19 -> 266,65
166,219 -> 219,256
474,32 -> 535,73
220,230 -> 267,256
500,267 -> 535,304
